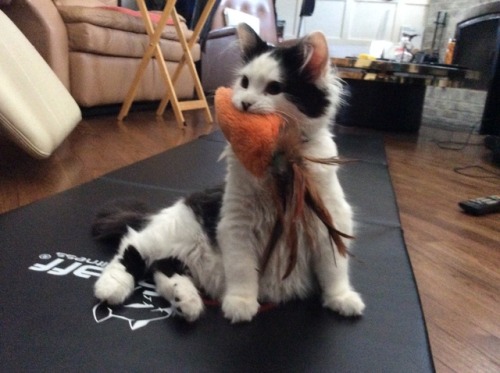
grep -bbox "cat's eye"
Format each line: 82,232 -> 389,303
265,81 -> 282,95
241,75 -> 249,89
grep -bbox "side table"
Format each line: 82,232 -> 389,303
332,58 -> 479,132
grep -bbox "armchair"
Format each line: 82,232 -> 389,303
201,0 -> 277,93
2,0 -> 201,108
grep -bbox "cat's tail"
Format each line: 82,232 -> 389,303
91,199 -> 152,245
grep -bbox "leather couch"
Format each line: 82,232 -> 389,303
2,0 -> 200,108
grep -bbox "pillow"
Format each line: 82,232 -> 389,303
0,11 -> 81,158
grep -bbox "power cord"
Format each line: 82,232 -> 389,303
433,120 -> 483,150
453,165 -> 500,179
424,121 -> 500,179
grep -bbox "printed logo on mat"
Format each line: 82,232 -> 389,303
93,281 -> 173,330
30,252 -> 108,278
29,252 -> 174,330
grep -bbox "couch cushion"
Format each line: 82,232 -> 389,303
69,52 -> 195,107
54,0 -> 117,6
65,22 -> 200,61
57,6 -> 194,42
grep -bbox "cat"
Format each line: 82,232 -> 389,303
92,23 -> 365,323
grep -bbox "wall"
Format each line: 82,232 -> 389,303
421,0 -> 498,130
275,0 -> 429,49
422,87 -> 487,130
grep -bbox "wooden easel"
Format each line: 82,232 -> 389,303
118,0 -> 215,127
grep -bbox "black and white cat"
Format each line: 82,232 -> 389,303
93,24 -> 365,323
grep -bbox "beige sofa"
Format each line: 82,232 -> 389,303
2,0 -> 200,108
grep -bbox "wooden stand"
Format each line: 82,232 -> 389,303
118,0 -> 215,127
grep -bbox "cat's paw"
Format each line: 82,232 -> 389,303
171,276 -> 204,322
94,267 -> 134,305
222,295 -> 259,323
155,272 -> 204,322
324,290 -> 365,317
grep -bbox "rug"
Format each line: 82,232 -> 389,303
0,132 -> 434,372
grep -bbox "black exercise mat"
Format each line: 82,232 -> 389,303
0,133 -> 434,372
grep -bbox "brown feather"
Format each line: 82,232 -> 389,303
304,155 -> 358,165
283,220 -> 298,279
260,217 -> 284,274
260,123 -> 355,279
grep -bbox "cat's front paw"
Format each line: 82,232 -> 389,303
94,267 -> 134,305
222,295 -> 259,323
171,276 -> 204,322
154,273 -> 204,322
324,290 -> 365,317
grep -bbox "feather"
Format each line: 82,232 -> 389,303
304,155 -> 358,165
260,123 -> 355,279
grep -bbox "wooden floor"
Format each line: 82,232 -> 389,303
1,109 -> 498,372
384,127 -> 499,373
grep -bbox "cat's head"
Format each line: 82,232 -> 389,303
231,24 -> 342,131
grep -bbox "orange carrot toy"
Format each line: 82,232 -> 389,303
214,87 -> 285,178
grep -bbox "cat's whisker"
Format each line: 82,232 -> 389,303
273,110 -> 300,127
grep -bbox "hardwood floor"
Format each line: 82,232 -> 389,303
1,109 -> 498,372
384,126 -> 499,373
0,109 -> 215,214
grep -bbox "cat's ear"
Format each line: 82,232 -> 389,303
301,31 -> 330,81
237,23 -> 269,61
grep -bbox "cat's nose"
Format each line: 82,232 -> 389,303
241,101 -> 252,111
